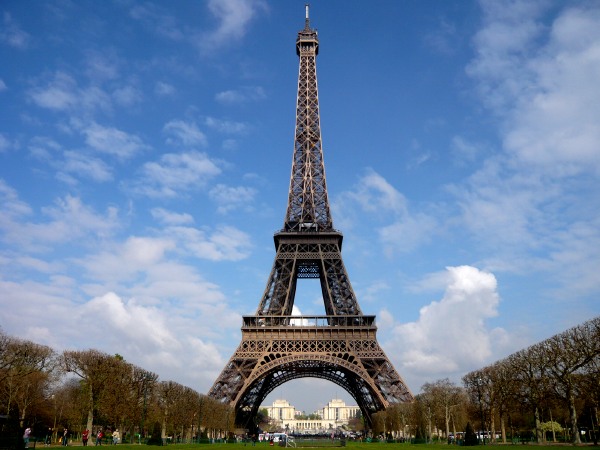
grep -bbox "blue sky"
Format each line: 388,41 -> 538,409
1,0 -> 599,414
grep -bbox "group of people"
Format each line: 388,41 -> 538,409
93,428 -> 120,445
24,427 -> 121,446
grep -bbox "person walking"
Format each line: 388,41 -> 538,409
23,427 -> 32,448
62,428 -> 69,446
82,429 -> 90,446
95,429 -> 103,446
112,429 -> 120,445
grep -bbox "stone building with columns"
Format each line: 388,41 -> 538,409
261,398 -> 360,434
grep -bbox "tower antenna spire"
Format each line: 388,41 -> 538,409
305,4 -> 310,29
208,4 -> 413,433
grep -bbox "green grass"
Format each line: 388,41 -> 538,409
46,439 -> 585,448
62,444 -> 403,450
48,444 -> 466,449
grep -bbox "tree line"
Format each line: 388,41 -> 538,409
0,330 -> 233,444
371,316 -> 600,445
3,316 -> 599,445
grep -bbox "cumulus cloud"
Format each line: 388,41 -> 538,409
79,236 -> 176,283
209,184 -> 257,213
13,286 -> 228,389
164,119 -> 208,147
335,169 -> 437,254
0,280 -> 230,392
130,151 -> 222,198
60,150 -> 113,183
164,225 -> 253,261
386,266 -> 512,388
199,0 -> 268,52
439,1 -> 600,300
0,189 -> 119,251
28,72 -> 112,114
468,2 -> 600,175
77,121 -> 148,160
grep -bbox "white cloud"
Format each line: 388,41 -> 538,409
446,1 -> 600,291
1,12 -> 31,49
335,169 -> 437,254
0,180 -> 32,218
82,292 -> 180,348
451,136 -> 480,164
0,79 -> 7,91
155,81 -> 176,96
151,208 -> 195,226
60,150 -> 113,183
164,119 -> 208,147
423,17 -> 458,56
204,117 -> 248,134
386,266 -> 513,387
209,184 -> 257,213
359,280 -> 390,304
79,122 -> 148,159
215,86 -> 266,104
28,72 -> 112,114
28,72 -> 79,111
79,236 -> 175,284
129,3 -> 184,41
468,2 -> 600,175
84,51 -> 120,82
0,190 -> 119,251
0,134 -> 11,152
76,291 -> 230,388
2,282 -> 229,389
112,85 -> 142,107
200,0 -> 268,52
165,225 -> 252,261
131,151 -> 221,198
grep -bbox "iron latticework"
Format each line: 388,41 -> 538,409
208,7 -> 413,430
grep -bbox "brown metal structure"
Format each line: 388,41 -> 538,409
208,6 -> 413,430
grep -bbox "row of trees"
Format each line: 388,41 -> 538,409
3,317 -> 599,445
1,330 -> 234,444
371,317 -> 600,444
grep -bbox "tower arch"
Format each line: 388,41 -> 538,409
208,7 -> 413,432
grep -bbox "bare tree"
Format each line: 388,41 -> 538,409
0,332 -> 56,426
421,378 -> 464,441
61,349 -> 118,433
540,318 -> 600,444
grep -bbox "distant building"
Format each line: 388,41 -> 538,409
263,399 -> 296,421
261,398 -> 360,434
317,398 -> 361,422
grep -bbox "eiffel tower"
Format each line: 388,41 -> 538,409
208,6 -> 413,430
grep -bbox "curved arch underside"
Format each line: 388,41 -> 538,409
235,357 -> 385,429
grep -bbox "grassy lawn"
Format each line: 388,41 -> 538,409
43,443 -> 414,449
48,441 -> 592,449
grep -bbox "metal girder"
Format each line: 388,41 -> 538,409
256,233 -> 361,316
285,17 -> 331,233
208,319 -> 413,430
208,9 -> 413,432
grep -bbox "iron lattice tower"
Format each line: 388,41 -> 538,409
208,6 -> 413,430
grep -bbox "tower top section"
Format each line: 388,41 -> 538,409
296,4 -> 318,56
284,4 -> 331,233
